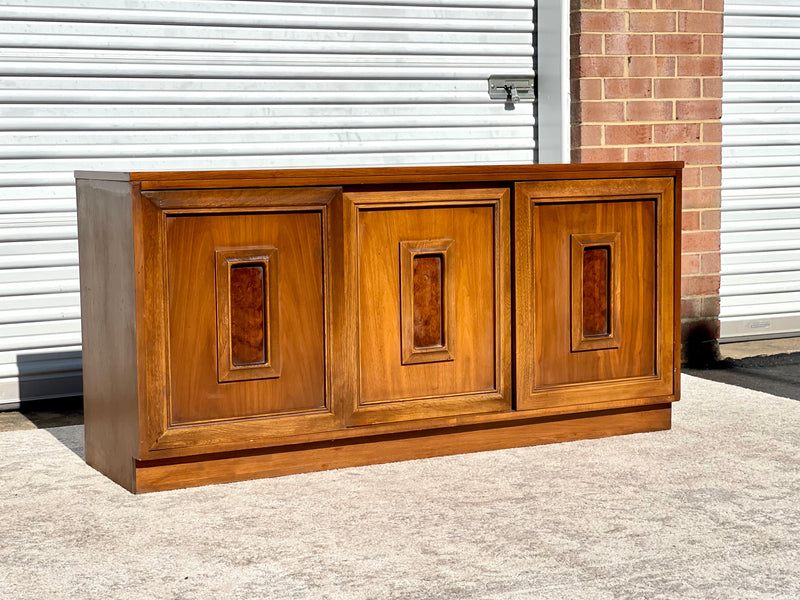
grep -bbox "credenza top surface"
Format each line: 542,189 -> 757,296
75,162 -> 684,191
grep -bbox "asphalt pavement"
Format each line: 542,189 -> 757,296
684,338 -> 800,401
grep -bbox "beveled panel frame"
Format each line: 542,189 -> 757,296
400,239 -> 455,365
570,232 -> 621,352
133,187 -> 344,457
339,187 -> 512,427
514,177 -> 676,412
215,247 -> 280,382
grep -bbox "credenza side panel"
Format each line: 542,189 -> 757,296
77,179 -> 140,492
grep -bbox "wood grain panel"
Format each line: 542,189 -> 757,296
143,393 -> 676,458
77,178 -> 140,491
536,200 -> 656,386
359,207 -> 493,401
400,239 -> 455,365
134,405 -> 672,493
215,248 -> 280,382
570,232 -> 621,352
413,255 -> 443,348
136,184 -> 171,457
142,186 -> 342,210
514,177 -> 676,411
136,186 -> 341,459
78,162 -> 684,191
166,212 -> 325,424
342,188 -> 511,426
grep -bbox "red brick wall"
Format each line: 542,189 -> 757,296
570,0 -> 723,362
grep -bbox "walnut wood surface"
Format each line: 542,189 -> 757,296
673,170 -> 684,402
134,405 -> 672,493
134,188 -> 343,453
75,164 -> 681,492
359,207 -> 488,401
130,393 -> 677,458
412,255 -> 443,348
514,177 -> 676,410
342,187 -> 511,426
167,212 -> 325,423
582,247 -> 609,337
77,179 -> 141,491
540,200 -> 656,387
76,162 -> 684,189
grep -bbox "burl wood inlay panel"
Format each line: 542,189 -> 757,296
582,248 -> 609,336
230,265 -> 266,365
570,232 -> 621,352
400,239 -> 455,365
215,247 -> 280,382
413,255 -> 443,347
167,212 -> 325,424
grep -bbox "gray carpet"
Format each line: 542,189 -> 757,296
1,374 -> 798,600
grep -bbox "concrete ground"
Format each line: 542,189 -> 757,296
719,337 -> 800,360
0,339 -> 797,599
0,372 -> 798,599
685,336 -> 800,402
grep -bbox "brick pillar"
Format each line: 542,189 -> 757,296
570,0 -> 723,365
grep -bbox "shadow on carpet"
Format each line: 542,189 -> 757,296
685,351 -> 800,401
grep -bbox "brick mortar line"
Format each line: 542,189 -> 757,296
578,11 -> 719,16
574,119 -> 722,123
574,77 -> 721,79
574,55 -> 721,59
578,144 -> 720,148
576,100 -> 722,103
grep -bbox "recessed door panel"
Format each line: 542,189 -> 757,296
341,188 -> 511,426
534,200 -> 656,386
166,212 -> 326,425
515,178 -> 675,411
135,187 -> 344,455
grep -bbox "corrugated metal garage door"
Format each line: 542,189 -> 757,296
0,0 -> 537,407
721,0 -> 800,340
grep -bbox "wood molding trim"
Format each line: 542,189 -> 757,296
570,231 -> 621,352
399,238 -> 456,365
134,405 -> 672,493
514,177 -> 676,411
215,246 -> 280,382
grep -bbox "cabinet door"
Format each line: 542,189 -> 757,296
338,188 -> 511,426
514,178 -> 677,412
137,187 -> 342,455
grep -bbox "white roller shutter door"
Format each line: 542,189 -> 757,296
0,0 -> 537,407
721,0 -> 800,340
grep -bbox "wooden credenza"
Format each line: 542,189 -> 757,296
76,163 -> 682,493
